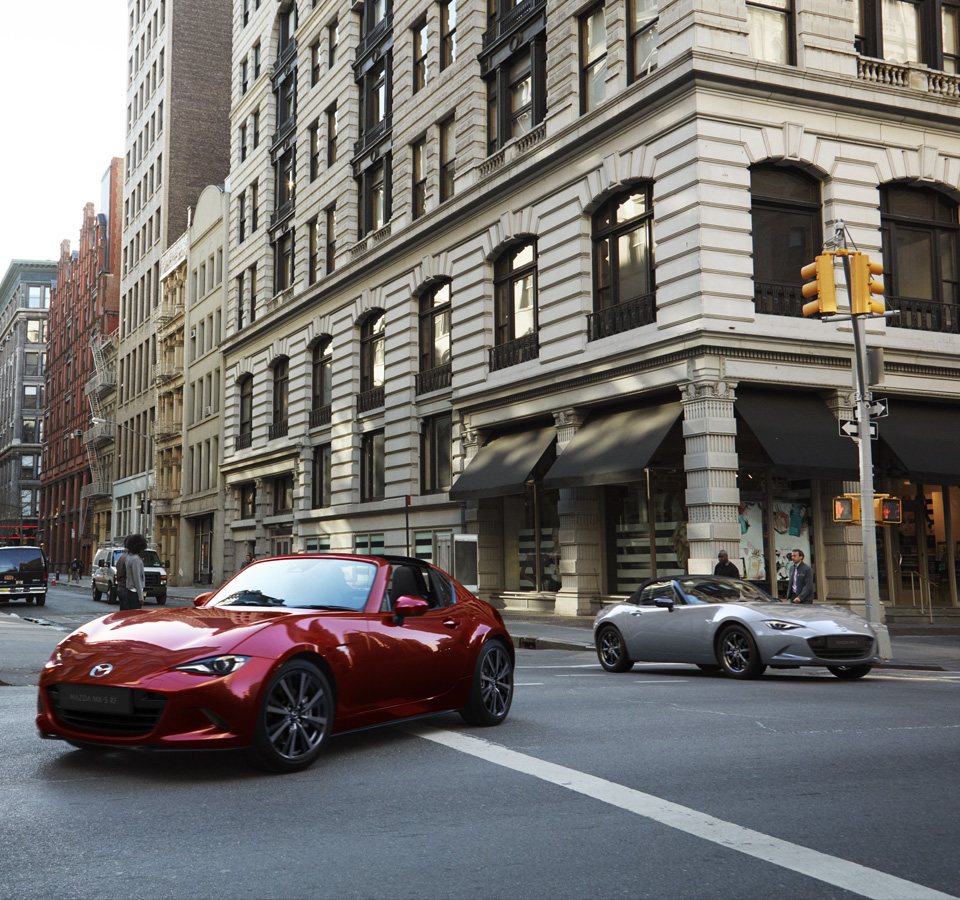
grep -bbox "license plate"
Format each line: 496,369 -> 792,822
827,635 -> 864,650
3,575 -> 13,581
60,684 -> 132,715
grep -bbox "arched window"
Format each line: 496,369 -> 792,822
417,281 -> 451,393
881,184 -> 960,332
590,184 -> 655,339
311,338 -> 332,427
491,240 -> 538,370
237,376 -> 253,450
751,165 -> 822,316
270,358 -> 289,439
359,310 -> 385,412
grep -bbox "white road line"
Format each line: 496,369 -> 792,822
409,726 -> 957,900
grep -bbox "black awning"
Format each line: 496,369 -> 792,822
878,401 -> 960,486
543,402 -> 683,488
448,427 -> 556,500
736,389 -> 859,479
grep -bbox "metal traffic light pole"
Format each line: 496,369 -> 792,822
834,221 -> 893,658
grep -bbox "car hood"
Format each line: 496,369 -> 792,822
44,608 -> 291,684
737,602 -> 875,631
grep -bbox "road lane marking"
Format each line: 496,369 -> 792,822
410,726 -> 957,900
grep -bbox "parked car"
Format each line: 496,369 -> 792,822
37,554 -> 515,772
0,545 -> 47,606
595,575 -> 880,680
91,546 -> 168,605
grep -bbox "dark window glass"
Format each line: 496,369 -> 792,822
495,240 -> 537,345
361,430 -> 385,501
592,185 -> 655,311
422,414 -> 452,493
419,282 -> 451,372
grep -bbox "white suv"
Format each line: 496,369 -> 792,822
92,546 -> 169,605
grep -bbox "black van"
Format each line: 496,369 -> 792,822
0,546 -> 48,606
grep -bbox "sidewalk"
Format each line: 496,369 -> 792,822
55,574 -> 213,603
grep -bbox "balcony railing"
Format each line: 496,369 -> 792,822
235,431 -> 252,451
416,363 -> 452,395
268,420 -> 289,440
482,0 -> 546,48
888,297 -> 960,334
354,113 -> 392,158
83,420 -> 115,446
81,481 -> 111,500
587,293 -> 656,341
153,417 -> 180,441
358,385 -> 385,413
310,404 -> 332,429
489,332 -> 539,371
85,368 -> 117,397
753,281 -> 804,318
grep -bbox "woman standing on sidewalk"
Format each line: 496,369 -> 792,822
118,534 -> 148,610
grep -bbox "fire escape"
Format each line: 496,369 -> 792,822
79,335 -> 116,540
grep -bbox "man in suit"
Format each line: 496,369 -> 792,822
787,549 -> 814,603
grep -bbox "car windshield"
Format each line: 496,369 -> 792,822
210,557 -> 378,611
112,549 -> 162,567
679,578 -> 779,604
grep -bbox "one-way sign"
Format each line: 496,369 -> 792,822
853,397 -> 889,420
839,418 -> 878,440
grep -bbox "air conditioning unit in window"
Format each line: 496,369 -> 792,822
203,405 -> 212,417
190,326 -> 197,338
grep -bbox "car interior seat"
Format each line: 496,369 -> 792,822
390,565 -> 425,608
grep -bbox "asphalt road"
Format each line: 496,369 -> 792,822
1,587 -> 958,900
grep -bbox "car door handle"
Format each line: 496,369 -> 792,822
630,610 -> 644,616
443,619 -> 458,629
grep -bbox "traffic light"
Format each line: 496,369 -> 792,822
849,252 -> 884,316
877,496 -> 902,525
833,495 -> 861,523
801,254 -> 838,317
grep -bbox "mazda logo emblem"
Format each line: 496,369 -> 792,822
90,664 -> 113,678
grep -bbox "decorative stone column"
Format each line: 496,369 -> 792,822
253,476 -> 268,560
553,409 -> 603,617
680,364 -> 741,574
459,424 -> 503,604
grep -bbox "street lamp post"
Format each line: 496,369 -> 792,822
91,417 -> 154,543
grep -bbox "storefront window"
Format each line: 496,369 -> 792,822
502,486 -> 560,592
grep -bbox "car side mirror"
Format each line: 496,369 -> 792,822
98,560 -> 105,568
193,592 -> 213,607
164,560 -> 170,568
393,595 -> 429,624
655,598 -> 675,612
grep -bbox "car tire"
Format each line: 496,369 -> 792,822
92,586 -> 102,602
459,640 -> 514,726
24,597 -> 33,605
696,663 -> 721,673
107,584 -> 118,605
244,660 -> 334,774
596,625 -> 634,673
828,664 -> 873,680
34,594 -> 45,607
155,591 -> 167,606
717,625 -> 767,679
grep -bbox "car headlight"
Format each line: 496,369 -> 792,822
766,620 -> 803,631
172,655 -> 251,676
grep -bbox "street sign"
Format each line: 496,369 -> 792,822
853,397 -> 888,420
839,418 -> 878,440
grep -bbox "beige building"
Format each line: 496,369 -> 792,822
216,0 -> 960,616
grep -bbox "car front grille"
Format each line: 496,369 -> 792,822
145,572 -> 161,587
47,684 -> 167,736
807,635 -> 874,660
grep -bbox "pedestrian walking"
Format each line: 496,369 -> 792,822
70,557 -> 82,583
117,534 -> 148,610
787,549 -> 814,603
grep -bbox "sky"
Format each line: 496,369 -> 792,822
0,1 -> 126,279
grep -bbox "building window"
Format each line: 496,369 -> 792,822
312,443 -> 332,508
360,310 -> 385,400
327,103 -> 338,165
274,229 -> 295,292
238,376 -> 253,445
328,19 -> 339,67
422,414 -> 452,493
240,123 -> 248,161
440,0 -> 457,69
747,0 -> 793,63
439,116 -> 455,202
312,338 -> 333,416
311,38 -> 321,85
486,42 -> 546,155
240,483 -> 257,518
354,532 -> 385,554
418,281 -> 451,391
273,475 -> 294,514
357,157 -> 390,237
751,166 -> 822,316
413,18 -> 428,92
308,216 -> 321,285
277,147 -> 295,208
492,240 -> 539,369
590,184 -> 656,340
271,358 -> 289,438
412,136 -> 427,220
241,57 -> 249,94
309,120 -> 320,180
254,41 -> 261,78
581,5 -> 607,113
251,180 -> 259,231
882,184 -> 960,331
358,59 -> 390,147
360,430 -> 385,501
628,0 -> 658,81
326,205 -> 337,273
278,4 -> 297,58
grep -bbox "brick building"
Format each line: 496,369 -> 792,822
40,160 -> 122,575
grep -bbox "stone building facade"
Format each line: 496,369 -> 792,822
207,0 -> 960,614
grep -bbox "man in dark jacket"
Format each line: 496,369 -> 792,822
714,551 -> 740,577
787,549 -> 814,603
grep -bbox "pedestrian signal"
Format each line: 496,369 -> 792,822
833,496 -> 860,523
877,496 -> 901,525
801,254 -> 838,318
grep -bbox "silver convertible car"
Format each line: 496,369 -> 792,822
594,576 -> 880,679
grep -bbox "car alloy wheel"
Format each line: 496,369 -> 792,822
246,660 -> 334,773
718,626 -> 766,679
596,625 -> 634,673
460,640 -> 513,726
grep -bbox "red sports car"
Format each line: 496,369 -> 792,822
36,554 -> 514,772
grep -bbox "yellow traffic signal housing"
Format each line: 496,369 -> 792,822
801,254 -> 838,317
833,495 -> 860,523
849,252 -> 885,316
877,495 -> 902,525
